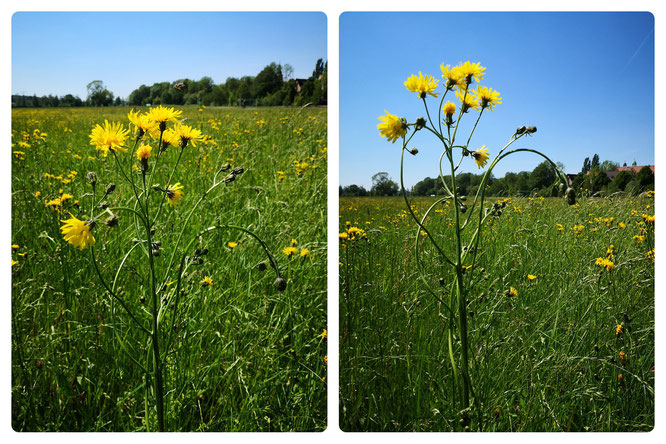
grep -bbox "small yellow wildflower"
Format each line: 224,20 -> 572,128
147,105 -> 183,126
228,242 -> 238,249
404,72 -> 439,98
440,64 -> 465,90
377,110 -> 406,143
619,351 -> 627,362
616,324 -> 624,336
12,244 -> 19,251
283,246 -> 299,257
455,89 -> 481,112
60,214 -> 95,250
339,232 -> 348,240
89,120 -> 129,157
11,258 -> 18,267
527,274 -> 537,281
471,146 -> 490,169
506,287 -> 518,298
321,329 -> 327,339
300,248 -> 310,258
473,85 -> 502,111
201,276 -> 213,287
135,144 -> 152,161
165,182 -> 184,207
442,101 -> 456,116
173,123 -> 204,148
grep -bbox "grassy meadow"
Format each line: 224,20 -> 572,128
11,105 -> 327,431
339,195 -> 654,432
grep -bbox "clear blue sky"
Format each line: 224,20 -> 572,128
12,11 -> 326,99
340,12 -> 654,189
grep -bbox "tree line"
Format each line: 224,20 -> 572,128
11,59 -> 327,108
340,154 -> 654,198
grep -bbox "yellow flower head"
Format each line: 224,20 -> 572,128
228,241 -> 238,249
455,89 -> 481,113
89,120 -> 129,157
473,86 -> 502,111
339,232 -> 349,240
173,123 -> 204,149
457,61 -> 486,86
283,246 -> 299,257
527,274 -> 537,281
158,127 -> 180,148
321,329 -> 327,339
60,214 -> 95,250
11,258 -> 18,267
12,244 -> 19,251
128,109 -> 158,138
300,248 -> 310,258
135,144 -> 152,161
377,110 -> 407,143
507,287 -> 518,298
147,105 -> 183,126
616,324 -> 624,336
404,72 -> 439,98
201,276 -> 213,287
471,146 -> 490,169
619,351 -> 627,361
440,64 -> 465,90
442,101 -> 456,116
164,182 -> 184,207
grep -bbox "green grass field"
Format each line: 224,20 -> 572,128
11,106 -> 327,431
339,195 -> 654,432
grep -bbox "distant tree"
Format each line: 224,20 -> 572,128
283,64 -> 294,81
313,58 -> 325,78
340,184 -> 368,197
591,153 -> 600,169
371,172 -> 398,196
87,80 -> 114,106
582,157 -> 591,174
607,170 -> 634,192
528,161 -> 557,191
253,63 -> 283,98
600,160 -> 619,171
636,166 -> 654,190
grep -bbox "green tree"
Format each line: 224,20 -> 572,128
86,80 -> 114,106
371,172 -> 399,196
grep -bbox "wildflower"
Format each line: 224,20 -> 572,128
60,214 -> 95,250
506,287 -> 518,298
291,238 -> 298,246
404,72 -> 439,98
228,242 -> 238,249
633,234 -> 645,244
617,374 -> 624,386
34,191 -> 41,198
647,249 -> 655,261
283,246 -> 299,257
164,182 -> 184,207
616,324 -> 624,336
442,101 -> 456,117
159,127 -> 180,149
300,248 -> 310,258
457,61 -> 486,86
147,105 -> 183,130
527,274 -> 537,281
619,222 -> 626,229
173,123 -> 204,149
127,109 -> 158,139
595,257 -> 614,272
321,329 -> 327,339
642,214 -> 655,225
45,197 -> 62,207
473,86 -> 502,111
12,244 -> 19,251
89,120 -> 129,157
201,276 -> 213,287
136,144 -> 152,171
273,276 -> 287,291
606,245 -> 615,258
339,232 -> 349,240
440,64 -> 465,90
455,89 -> 481,112
324,355 -> 328,365
556,223 -> 564,231
377,110 -> 407,143
11,258 -> 18,267
619,351 -> 627,362
471,146 -> 490,169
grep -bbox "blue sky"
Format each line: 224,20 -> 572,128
340,12 -> 655,189
12,11 -> 326,99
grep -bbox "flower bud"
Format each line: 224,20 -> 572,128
219,163 -> 231,172
414,117 -> 426,131
526,126 -> 537,134
223,174 -> 235,183
86,172 -> 98,186
105,216 -> 119,227
408,147 -> 418,156
516,126 -> 527,135
231,167 -> 245,175
99,201 -> 109,210
257,262 -> 267,271
105,183 -> 116,196
273,277 -> 287,291
460,204 -> 467,213
566,187 -> 576,205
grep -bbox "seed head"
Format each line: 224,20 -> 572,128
273,277 -> 287,291
86,172 -> 98,186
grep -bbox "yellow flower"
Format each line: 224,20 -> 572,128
527,274 -> 537,281
595,257 -> 614,272
172,123 -> 204,148
228,241 -> 238,249
440,64 -> 465,90
457,61 -> 486,86
619,351 -> 627,362
556,223 -> 564,231
616,324 -> 624,336
404,72 -> 439,98
473,86 -> 502,111
127,109 -> 158,138
159,128 -> 181,148
34,191 -> 41,198
135,144 -> 152,161
291,238 -> 298,246
442,101 -> 456,116
339,232 -> 349,240
321,329 -> 327,339
201,276 -> 213,287
300,248 -> 310,258
283,246 -> 299,257
377,110 -> 406,143
164,182 -> 184,207
455,89 -> 481,112
147,105 -> 183,125
11,258 -> 18,267
507,287 -> 518,298
60,214 -> 95,250
89,120 -> 129,157
12,244 -> 19,251
471,146 -> 490,169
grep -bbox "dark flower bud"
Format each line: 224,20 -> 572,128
223,174 -> 235,183
526,126 -> 537,134
414,117 -> 426,131
85,219 -> 96,228
105,216 -> 119,227
439,277 -> 445,286
105,183 -> 116,195
86,172 -> 97,186
257,262 -> 267,271
516,126 -> 527,135
231,167 -> 245,175
460,204 -> 467,213
566,187 -> 576,205
408,147 -> 419,156
201,248 -> 208,256
99,201 -> 109,210
273,277 -> 287,291
194,248 -> 202,256
36,359 -> 44,369
220,163 -> 231,172
151,249 -> 160,257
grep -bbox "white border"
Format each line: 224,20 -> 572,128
3,2 -> 664,443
